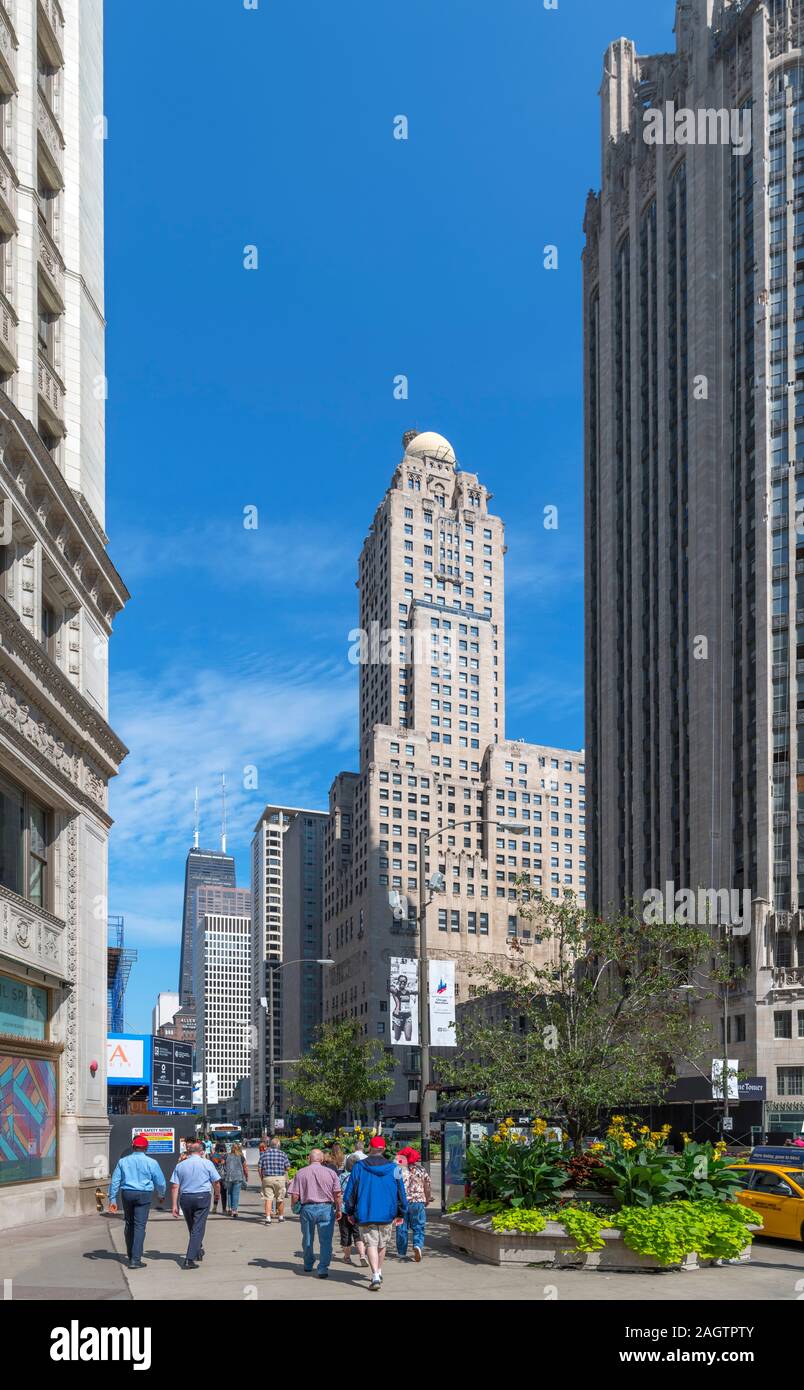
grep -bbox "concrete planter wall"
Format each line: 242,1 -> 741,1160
445,1211 -> 755,1272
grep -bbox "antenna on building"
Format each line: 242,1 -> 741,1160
221,773 -> 227,854
193,786 -> 200,850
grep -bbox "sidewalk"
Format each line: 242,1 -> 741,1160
4,1181 -> 804,1300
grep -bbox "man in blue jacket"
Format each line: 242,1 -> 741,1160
108,1134 -> 167,1270
343,1135 -> 408,1291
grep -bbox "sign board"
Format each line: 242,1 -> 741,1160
151,1037 -> 194,1110
275,1118 -> 285,1131
711,1059 -> 739,1101
721,1116 -> 734,1132
751,1146 -> 804,1168
390,958 -> 419,1046
0,975 -> 47,1041
107,1034 -> 151,1086
132,1126 -> 175,1155
192,1071 -> 218,1106
429,960 -> 456,1047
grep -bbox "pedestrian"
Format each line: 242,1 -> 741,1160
343,1135 -> 408,1291
211,1141 -> 228,1214
287,1146 -> 343,1279
344,1139 -> 367,1172
396,1148 -> 431,1262
224,1142 -> 249,1217
107,1134 -> 166,1271
259,1136 -> 291,1224
169,1141 -> 222,1270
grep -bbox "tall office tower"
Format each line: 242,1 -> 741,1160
178,846 -> 236,1006
249,805 -> 326,1126
151,990 -> 179,1036
0,1 -> 129,1227
193,895 -> 251,1105
584,0 -> 804,1133
323,431 -> 586,1112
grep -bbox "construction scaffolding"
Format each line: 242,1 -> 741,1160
107,915 -> 137,1033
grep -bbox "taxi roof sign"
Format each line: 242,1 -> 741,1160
750,1145 -> 804,1168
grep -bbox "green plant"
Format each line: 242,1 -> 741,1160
559,1207 -> 608,1252
613,1201 -> 754,1266
668,1141 -> 745,1203
466,1123 -> 567,1208
491,1207 -> 548,1234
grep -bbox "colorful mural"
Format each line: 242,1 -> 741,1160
0,1054 -> 57,1185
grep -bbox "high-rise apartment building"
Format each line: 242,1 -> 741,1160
178,846 -> 236,1006
151,990 -> 179,1036
249,805 -> 326,1126
0,0 -> 129,1226
584,0 -> 804,1134
193,887 -> 251,1105
323,431 -> 586,1110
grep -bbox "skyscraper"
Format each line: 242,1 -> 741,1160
178,847 -> 236,1006
323,431 -> 586,1111
249,805 -> 326,1126
584,0 -> 804,1133
193,888 -> 252,1105
0,0 -> 129,1227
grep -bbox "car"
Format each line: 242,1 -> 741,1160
728,1149 -> 804,1243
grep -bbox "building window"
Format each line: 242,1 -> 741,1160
778,1067 -> 804,1096
775,1011 -> 793,1040
0,776 -> 52,910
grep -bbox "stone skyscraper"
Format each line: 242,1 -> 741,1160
323,431 -> 586,1112
0,0 -> 129,1226
585,0 -> 804,1133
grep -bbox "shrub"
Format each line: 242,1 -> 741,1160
565,1151 -> 611,1191
559,1207 -> 608,1252
491,1207 -> 547,1235
613,1200 -> 754,1266
466,1119 -> 567,1208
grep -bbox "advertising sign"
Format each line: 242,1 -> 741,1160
711,1058 -> 739,1101
192,1071 -> 218,1106
390,958 -> 419,1045
132,1126 -> 175,1155
151,1037 -> 194,1110
107,1034 -> 151,1086
429,960 -> 456,1047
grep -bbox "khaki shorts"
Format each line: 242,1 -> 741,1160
360,1222 -> 393,1249
261,1175 -> 287,1202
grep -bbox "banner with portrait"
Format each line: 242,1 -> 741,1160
429,960 -> 456,1047
390,958 -> 419,1046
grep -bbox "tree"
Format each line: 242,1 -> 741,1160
439,893 -> 729,1150
289,1019 -> 395,1126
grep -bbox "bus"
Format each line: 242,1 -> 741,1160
208,1123 -> 243,1146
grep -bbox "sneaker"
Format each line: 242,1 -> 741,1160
277,1215 -> 285,1222
413,1246 -> 422,1262
127,1260 -> 146,1270
369,1275 -> 381,1291
318,1271 -> 329,1280
265,1216 -> 272,1224
359,1254 -> 369,1267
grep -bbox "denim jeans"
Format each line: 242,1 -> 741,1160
121,1188 -> 152,1263
227,1181 -> 242,1212
396,1201 -> 426,1256
299,1202 -> 336,1273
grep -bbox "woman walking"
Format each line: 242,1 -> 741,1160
396,1149 -> 431,1260
211,1141 -> 228,1214
327,1143 -> 368,1267
224,1143 -> 249,1217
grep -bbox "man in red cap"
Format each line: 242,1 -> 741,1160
343,1136 -> 408,1290
108,1134 -> 167,1270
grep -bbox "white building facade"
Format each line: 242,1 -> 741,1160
0,0 -> 128,1229
194,909 -> 251,1105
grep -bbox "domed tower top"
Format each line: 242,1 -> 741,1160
402,430 -> 456,465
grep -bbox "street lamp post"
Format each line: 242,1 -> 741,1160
415,819 -> 526,1168
263,957 -> 334,1136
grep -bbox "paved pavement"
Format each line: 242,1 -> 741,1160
4,1175 -> 804,1301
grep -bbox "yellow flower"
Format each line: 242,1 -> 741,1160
622,1135 -> 637,1151
505,1117 -> 514,1127
639,1125 -> 650,1134
681,1132 -> 691,1144
611,1115 -> 625,1125
492,1134 -> 502,1143
590,1142 -> 605,1153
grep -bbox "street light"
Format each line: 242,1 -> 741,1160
415,818 -> 529,1168
262,957 -> 335,1135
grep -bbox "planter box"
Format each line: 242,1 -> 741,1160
445,1212 -> 757,1272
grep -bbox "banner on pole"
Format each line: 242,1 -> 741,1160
429,960 -> 456,1047
390,958 -> 419,1045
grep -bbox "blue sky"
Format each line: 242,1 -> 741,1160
104,0 -> 677,1031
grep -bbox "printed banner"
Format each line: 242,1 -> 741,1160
107,1034 -> 150,1085
429,960 -> 456,1047
390,958 -> 419,1045
711,1058 -> 739,1101
132,1127 -> 175,1155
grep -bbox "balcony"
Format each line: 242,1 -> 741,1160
37,215 -> 63,312
37,89 -> 63,190
0,882 -> 67,984
37,348 -> 65,436
37,0 -> 64,69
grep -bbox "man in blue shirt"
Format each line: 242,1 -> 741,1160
170,1142 -> 221,1269
108,1134 -> 167,1270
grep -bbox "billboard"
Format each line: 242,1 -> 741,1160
711,1058 -> 739,1102
107,1034 -> 151,1086
151,1037 -> 194,1110
390,958 -> 419,1045
429,960 -> 456,1047
192,1071 -> 218,1106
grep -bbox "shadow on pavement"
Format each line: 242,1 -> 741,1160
82,1249 -> 127,1263
246,1258 -> 369,1284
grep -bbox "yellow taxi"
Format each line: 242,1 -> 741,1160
729,1148 -> 804,1243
